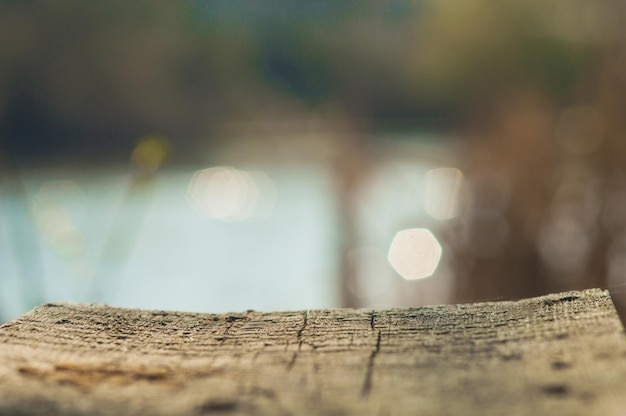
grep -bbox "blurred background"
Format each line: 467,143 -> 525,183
2,0 -> 626,323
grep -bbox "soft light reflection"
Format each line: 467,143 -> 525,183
245,171 -> 278,221
423,167 -> 465,220
37,180 -> 83,202
33,181 -> 85,258
554,105 -> 605,155
131,135 -> 170,172
388,228 -> 442,280
345,247 -> 392,298
186,167 -> 276,222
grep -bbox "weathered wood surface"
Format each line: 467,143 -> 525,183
0,289 -> 625,415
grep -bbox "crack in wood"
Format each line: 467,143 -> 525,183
370,312 -> 376,331
287,310 -> 310,369
543,296 -> 580,307
296,310 -> 309,353
361,330 -> 382,397
296,310 -> 309,340
217,317 -> 243,344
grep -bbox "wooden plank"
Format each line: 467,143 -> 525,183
0,288 -> 625,415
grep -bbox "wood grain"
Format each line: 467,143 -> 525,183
1,288 -> 625,415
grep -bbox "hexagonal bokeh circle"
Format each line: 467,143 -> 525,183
387,228 -> 442,280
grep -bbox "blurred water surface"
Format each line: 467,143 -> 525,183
0,165 -> 340,320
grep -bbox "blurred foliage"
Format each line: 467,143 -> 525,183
0,0 -> 613,162
425,0 -> 626,313
0,2 -> 517,158
414,1 -> 601,102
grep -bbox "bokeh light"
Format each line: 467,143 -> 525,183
423,167 -> 465,220
186,167 -> 276,222
388,228 -> 442,280
131,135 -> 170,172
33,181 -> 85,258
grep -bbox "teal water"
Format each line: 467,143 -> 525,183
0,165 -> 340,322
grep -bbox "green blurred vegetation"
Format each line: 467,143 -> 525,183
0,0 -> 612,162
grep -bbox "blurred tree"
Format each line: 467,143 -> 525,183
0,1 -> 250,162
410,0 -> 626,318
0,0 -> 452,164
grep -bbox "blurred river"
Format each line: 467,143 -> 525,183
0,165 -> 340,322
